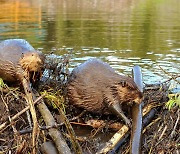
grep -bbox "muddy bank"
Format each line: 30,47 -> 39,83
0,54 -> 179,154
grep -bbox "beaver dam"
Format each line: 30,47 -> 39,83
0,53 -> 179,154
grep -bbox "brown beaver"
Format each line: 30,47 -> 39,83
67,58 -> 143,126
0,39 -> 45,152
0,39 -> 44,85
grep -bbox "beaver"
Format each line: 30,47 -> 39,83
0,39 -> 44,85
67,58 -> 143,126
0,39 -> 45,152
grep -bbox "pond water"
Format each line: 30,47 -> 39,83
0,0 -> 179,85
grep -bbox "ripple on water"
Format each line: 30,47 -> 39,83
170,48 -> 180,53
65,48 -> 74,52
166,54 -> 177,57
59,45 -> 179,86
88,50 -> 100,53
141,59 -> 153,65
72,56 -> 95,61
146,51 -> 154,55
172,57 -> 180,61
81,47 -> 90,51
154,53 -> 163,57
127,57 -> 141,60
118,49 -> 132,53
101,50 -> 115,53
157,60 -> 171,65
75,52 -> 82,55
106,56 -> 133,63
164,57 -> 173,61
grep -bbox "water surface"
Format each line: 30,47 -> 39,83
0,0 -> 179,85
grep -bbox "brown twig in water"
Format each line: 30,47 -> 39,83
158,65 -> 180,84
162,75 -> 180,84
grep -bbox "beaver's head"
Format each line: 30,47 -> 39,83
19,51 -> 45,85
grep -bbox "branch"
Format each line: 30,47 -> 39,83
0,94 -> 44,132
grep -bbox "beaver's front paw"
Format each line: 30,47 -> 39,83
125,118 -> 132,128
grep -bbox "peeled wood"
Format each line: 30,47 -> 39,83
97,125 -> 129,153
98,65 -> 144,154
21,77 -> 39,154
40,141 -> 58,154
97,100 -> 157,153
130,103 -> 142,154
130,65 -> 143,154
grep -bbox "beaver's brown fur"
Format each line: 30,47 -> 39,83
0,39 -> 44,84
67,59 -> 143,126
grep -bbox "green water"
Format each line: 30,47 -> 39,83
0,0 -> 179,84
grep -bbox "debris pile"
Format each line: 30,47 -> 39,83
0,54 -> 179,154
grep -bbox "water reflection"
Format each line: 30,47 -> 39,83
0,0 -> 179,85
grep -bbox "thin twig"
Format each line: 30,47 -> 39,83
159,125 -> 167,140
22,78 -> 39,154
91,125 -> 105,138
158,65 -> 180,84
19,111 -> 85,135
1,95 -> 18,134
56,105 -> 83,154
0,94 -> 44,132
143,117 -> 161,134
36,93 -> 72,154
170,109 -> 179,138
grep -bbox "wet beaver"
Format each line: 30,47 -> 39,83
0,39 -> 45,152
67,59 -> 143,126
0,39 -> 44,84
